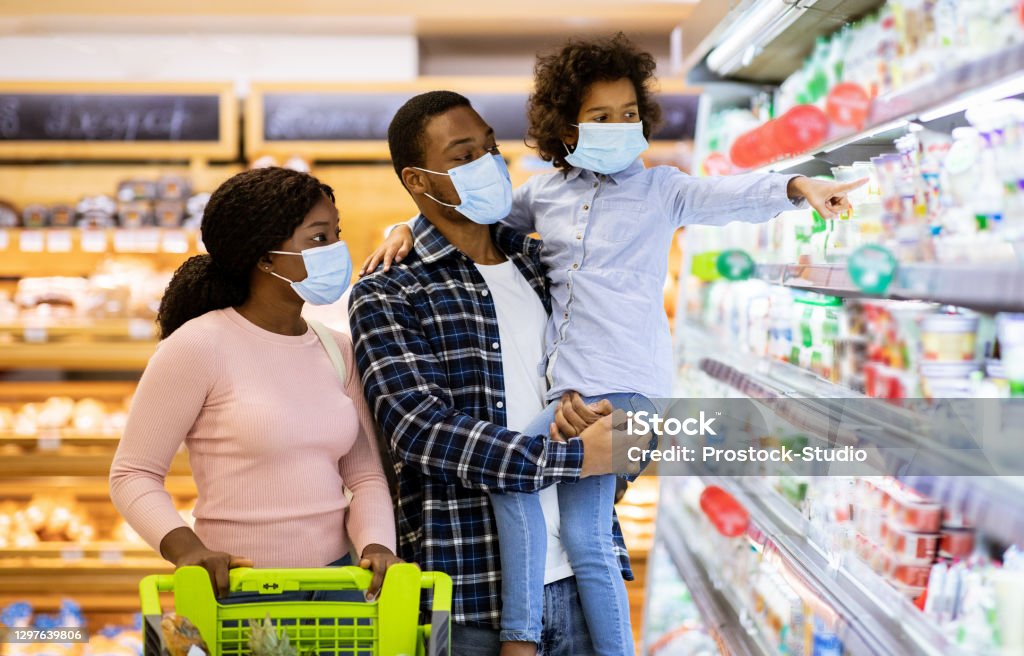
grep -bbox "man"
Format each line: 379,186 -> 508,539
348,90 -> 642,655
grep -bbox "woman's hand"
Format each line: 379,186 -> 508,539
359,544 -> 403,601
787,176 -> 868,219
359,225 -> 414,276
160,526 -> 252,598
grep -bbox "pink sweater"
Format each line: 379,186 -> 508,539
109,308 -> 396,567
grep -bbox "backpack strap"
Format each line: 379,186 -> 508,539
308,319 -> 347,386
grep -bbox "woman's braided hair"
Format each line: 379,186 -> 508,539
527,32 -> 662,173
157,167 -> 334,338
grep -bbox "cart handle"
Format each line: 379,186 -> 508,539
139,566 -> 452,614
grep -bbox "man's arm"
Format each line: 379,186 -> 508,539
348,276 -> 583,493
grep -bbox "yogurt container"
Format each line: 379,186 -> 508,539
921,313 -> 979,361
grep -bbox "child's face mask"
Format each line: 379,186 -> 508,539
564,122 -> 649,175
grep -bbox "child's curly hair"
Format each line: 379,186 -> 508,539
527,33 -> 663,173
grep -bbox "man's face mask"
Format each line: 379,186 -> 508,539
414,152 -> 513,225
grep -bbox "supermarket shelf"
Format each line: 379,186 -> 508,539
751,41 -> 1024,176
755,262 -> 1024,313
700,475 -> 954,656
682,322 -> 1024,547
0,542 -> 159,560
0,431 -> 123,447
0,476 -> 196,499
657,505 -> 770,656
0,380 -> 136,402
0,340 -> 156,370
0,318 -> 158,342
0,451 -> 189,477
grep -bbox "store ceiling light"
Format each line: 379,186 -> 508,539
705,0 -> 818,76
917,73 -> 1024,123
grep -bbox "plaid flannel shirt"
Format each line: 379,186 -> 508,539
348,215 -> 633,629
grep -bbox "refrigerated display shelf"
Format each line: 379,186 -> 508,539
747,41 -> 1024,176
696,475 -> 953,656
754,263 -> 1024,313
681,322 -> 1024,548
657,503 -> 770,656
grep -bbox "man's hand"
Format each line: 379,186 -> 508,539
578,409 -> 648,478
551,392 -> 613,440
360,225 -> 414,276
358,544 -> 403,601
787,176 -> 867,219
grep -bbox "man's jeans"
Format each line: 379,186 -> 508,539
451,577 -> 595,656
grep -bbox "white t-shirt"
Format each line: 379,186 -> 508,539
475,259 -> 574,585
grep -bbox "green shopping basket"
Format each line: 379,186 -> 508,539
139,564 -> 451,656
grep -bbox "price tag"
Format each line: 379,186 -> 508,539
37,428 -> 61,451
23,326 -> 48,343
60,547 -> 85,562
99,548 -> 124,564
45,230 -> 73,253
19,230 -> 45,252
0,229 -> 8,250
114,229 -> 161,253
80,229 -> 108,253
128,318 -> 155,341
848,244 -> 898,294
161,229 -> 189,254
716,249 -> 756,281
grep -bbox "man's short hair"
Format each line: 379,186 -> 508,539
387,90 -> 472,182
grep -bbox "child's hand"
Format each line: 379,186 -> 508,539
551,392 -> 613,439
787,176 -> 868,219
360,225 -> 414,276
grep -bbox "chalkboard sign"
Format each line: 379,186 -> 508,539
0,83 -> 238,160
260,91 -> 698,144
0,93 -> 221,142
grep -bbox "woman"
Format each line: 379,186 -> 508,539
110,167 -> 398,600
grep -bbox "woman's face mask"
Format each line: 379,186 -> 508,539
564,121 -> 649,175
414,152 -> 513,224
267,239 -> 353,305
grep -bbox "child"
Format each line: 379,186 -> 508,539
363,33 -> 862,656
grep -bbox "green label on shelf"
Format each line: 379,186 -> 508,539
716,249 -> 755,281
848,244 -> 898,294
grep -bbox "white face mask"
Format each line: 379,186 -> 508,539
564,122 -> 649,174
266,240 -> 353,305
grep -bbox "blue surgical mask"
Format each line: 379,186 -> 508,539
564,122 -> 649,175
268,239 -> 353,305
414,152 -> 512,225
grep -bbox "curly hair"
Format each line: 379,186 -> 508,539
388,90 -> 472,182
528,33 -> 662,173
157,167 -> 335,338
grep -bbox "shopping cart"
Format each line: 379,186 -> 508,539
139,564 -> 451,656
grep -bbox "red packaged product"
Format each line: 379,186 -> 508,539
885,524 -> 938,562
891,562 -> 932,587
889,495 -> 943,532
939,528 -> 975,559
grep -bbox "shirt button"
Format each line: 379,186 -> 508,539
573,263 -> 579,269
576,233 -> 582,240
564,312 -> 569,319
492,341 -> 500,349
481,289 -> 489,297
496,401 -> 505,409
593,182 -> 599,188
582,204 -> 589,211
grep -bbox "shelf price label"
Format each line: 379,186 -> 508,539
716,249 -> 756,281
0,229 -> 8,250
23,325 -> 48,343
45,229 -> 73,253
128,318 -> 156,341
848,244 -> 898,294
60,547 -> 85,562
37,428 -> 61,451
81,228 -> 108,253
161,229 -> 190,254
99,548 -> 124,564
18,230 -> 44,253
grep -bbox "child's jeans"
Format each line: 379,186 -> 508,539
489,392 -> 656,655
